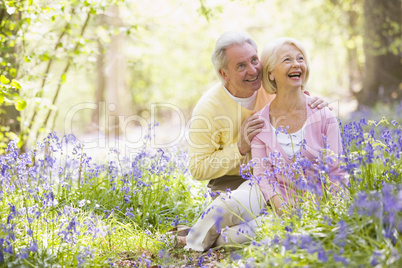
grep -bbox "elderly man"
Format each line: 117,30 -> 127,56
176,31 -> 327,251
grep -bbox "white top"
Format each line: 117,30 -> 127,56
223,85 -> 257,110
271,123 -> 306,156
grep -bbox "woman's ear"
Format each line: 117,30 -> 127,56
269,73 -> 275,81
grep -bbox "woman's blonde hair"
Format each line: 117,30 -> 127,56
261,37 -> 310,94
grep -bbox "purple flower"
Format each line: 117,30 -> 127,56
7,203 -> 17,224
4,243 -> 13,254
285,224 -> 293,233
317,248 -> 328,262
333,220 -> 348,246
230,252 -> 242,261
28,241 -> 38,252
333,253 -> 348,265
197,255 -> 205,267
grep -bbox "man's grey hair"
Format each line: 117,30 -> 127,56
211,31 -> 258,84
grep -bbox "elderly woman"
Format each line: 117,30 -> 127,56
251,37 -> 348,214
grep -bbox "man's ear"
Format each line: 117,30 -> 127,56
219,69 -> 229,82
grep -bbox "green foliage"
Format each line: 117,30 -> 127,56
0,0 -> 135,149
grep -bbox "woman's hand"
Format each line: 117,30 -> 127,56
269,195 -> 284,216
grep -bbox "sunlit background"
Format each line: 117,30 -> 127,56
1,0 -> 401,156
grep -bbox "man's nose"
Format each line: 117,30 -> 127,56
247,64 -> 258,74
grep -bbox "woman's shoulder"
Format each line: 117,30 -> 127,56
305,95 -> 337,117
255,102 -> 271,118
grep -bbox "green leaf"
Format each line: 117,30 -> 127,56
42,53 -> 50,61
9,68 -> 17,77
0,75 -> 10,85
61,74 -> 66,84
0,94 -> 4,105
9,22 -> 16,31
10,80 -> 21,89
15,100 -> 27,111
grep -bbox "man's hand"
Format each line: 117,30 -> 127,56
237,114 -> 264,156
308,96 -> 332,110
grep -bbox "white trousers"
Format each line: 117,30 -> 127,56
185,180 -> 266,251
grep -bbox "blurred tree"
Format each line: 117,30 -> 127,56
359,0 -> 402,106
316,0 -> 401,106
90,5 -> 132,138
0,0 -> 128,150
1,0 -> 223,150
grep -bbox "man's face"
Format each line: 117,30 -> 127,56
219,42 -> 262,98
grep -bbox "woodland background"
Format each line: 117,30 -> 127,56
0,0 -> 401,153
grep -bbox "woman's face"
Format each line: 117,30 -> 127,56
269,44 -> 307,90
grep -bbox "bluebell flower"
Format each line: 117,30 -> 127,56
197,255 -> 205,267
298,235 -> 313,250
27,229 -> 33,236
317,247 -> 328,262
333,253 -> 348,265
7,203 -> 17,224
16,249 -> 29,259
3,242 -> 13,254
28,241 -> 38,252
370,254 -> 379,266
230,251 -> 242,261
245,257 -> 255,268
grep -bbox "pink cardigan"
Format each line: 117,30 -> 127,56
251,95 -> 348,203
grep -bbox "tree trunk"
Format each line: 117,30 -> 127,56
358,0 -> 402,106
90,40 -> 106,132
91,6 -> 132,139
346,9 -> 363,95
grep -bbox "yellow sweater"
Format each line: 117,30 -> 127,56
187,83 -> 274,181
